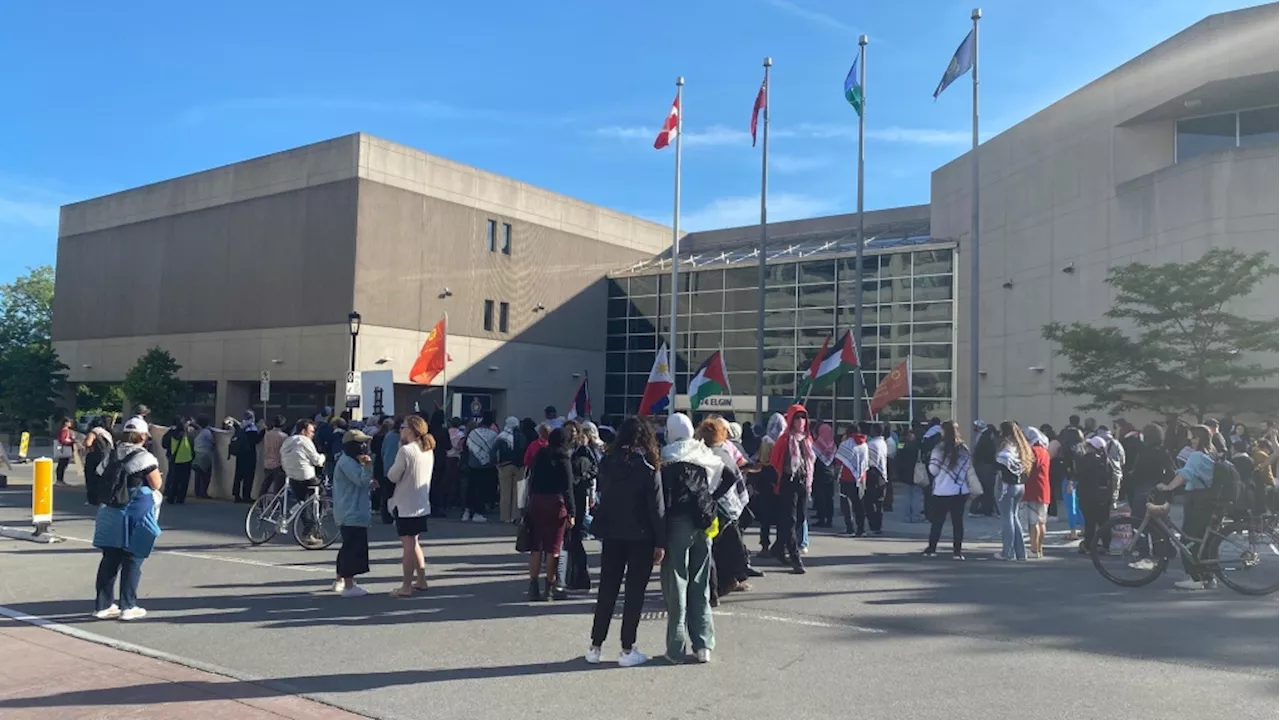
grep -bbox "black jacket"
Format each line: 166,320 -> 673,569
661,461 -> 716,530
1130,443 -> 1175,494
973,429 -> 997,466
1074,449 -> 1113,503
593,451 -> 665,547
530,447 -> 576,517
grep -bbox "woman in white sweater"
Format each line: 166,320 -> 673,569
387,415 -> 436,597
923,421 -> 976,560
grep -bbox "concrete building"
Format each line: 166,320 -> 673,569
931,2 -> 1278,425
53,133 -> 671,423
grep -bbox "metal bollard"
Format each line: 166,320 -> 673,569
32,457 -> 53,534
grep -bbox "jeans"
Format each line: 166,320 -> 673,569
592,539 -> 656,650
798,518 -> 809,550
95,547 -> 143,611
926,494 -> 968,555
997,482 -> 1027,559
661,514 -> 714,657
901,483 -> 926,522
193,465 -> 212,498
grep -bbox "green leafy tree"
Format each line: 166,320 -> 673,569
123,348 -> 186,420
76,383 -> 125,416
1043,248 -> 1279,420
0,265 -> 55,350
0,266 -> 67,429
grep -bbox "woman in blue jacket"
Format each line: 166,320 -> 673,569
332,428 -> 376,597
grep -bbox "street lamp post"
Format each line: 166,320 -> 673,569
347,311 -> 362,373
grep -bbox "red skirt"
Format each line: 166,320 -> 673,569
527,493 -> 569,555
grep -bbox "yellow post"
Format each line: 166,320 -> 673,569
18,431 -> 30,461
32,457 -> 53,533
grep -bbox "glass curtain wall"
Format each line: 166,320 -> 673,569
605,245 -> 956,427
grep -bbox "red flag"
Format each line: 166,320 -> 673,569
750,80 -> 766,147
409,317 -> 447,385
869,360 -> 910,416
654,94 -> 680,150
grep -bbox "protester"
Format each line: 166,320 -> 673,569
660,413 -> 722,663
229,410 -> 261,503
332,428 -> 375,598
379,417 -> 401,524
1076,436 -> 1114,555
882,423 -> 898,512
91,417 -> 163,621
811,423 -> 838,528
1054,427 -> 1086,540
53,417 -> 76,486
1157,425 -> 1219,590
82,416 -> 115,506
162,419 -> 194,504
862,421 -> 889,535
750,413 -> 786,557
525,427 -> 576,601
587,418 -> 665,667
769,405 -> 814,573
563,421 -> 601,592
993,421 -> 1033,561
923,421 -> 973,560
896,427 -> 925,522
387,415 -> 435,598
495,416 -> 525,523
281,419 -> 325,541
837,426 -> 869,536
1204,418 -> 1228,454
463,412 -> 499,523
428,411 -> 452,517
1253,439 -> 1277,513
1022,427 -> 1052,559
698,418 -> 753,600
970,421 -> 997,517
260,415 -> 288,498
1125,425 -> 1175,570
192,416 -> 216,499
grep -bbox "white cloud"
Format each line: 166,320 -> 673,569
682,192 -> 836,231
761,0 -> 854,33
770,154 -> 830,174
593,124 -> 750,147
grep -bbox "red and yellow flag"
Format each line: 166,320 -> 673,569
409,317 -> 447,385
869,360 -> 910,416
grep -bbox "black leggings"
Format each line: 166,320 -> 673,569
590,539 -> 656,650
926,494 -> 969,555
776,476 -> 810,558
840,480 -> 865,533
56,457 -> 71,484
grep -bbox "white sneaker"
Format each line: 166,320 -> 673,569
800,547 -> 809,555
1128,558 -> 1157,572
341,585 -> 369,598
585,646 -> 602,664
92,605 -> 121,620
1173,578 -> 1207,591
461,510 -> 472,522
694,648 -> 711,664
471,514 -> 488,523
119,607 -> 147,621
332,580 -> 346,593
619,647 -> 649,667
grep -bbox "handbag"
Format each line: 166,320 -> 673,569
54,444 -> 73,460
913,462 -> 930,487
514,513 -> 533,553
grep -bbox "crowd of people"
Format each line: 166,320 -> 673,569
83,399 -> 1278,659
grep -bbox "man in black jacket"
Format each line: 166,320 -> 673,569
970,422 -> 998,517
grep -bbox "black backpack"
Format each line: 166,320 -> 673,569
1209,456 -> 1248,517
100,448 -> 145,508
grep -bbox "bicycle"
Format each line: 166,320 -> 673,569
244,480 -> 340,550
1091,491 -> 1278,596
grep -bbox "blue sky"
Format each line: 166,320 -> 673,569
0,0 -> 1254,285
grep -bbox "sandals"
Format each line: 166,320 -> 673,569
412,581 -> 429,592
390,586 -> 414,599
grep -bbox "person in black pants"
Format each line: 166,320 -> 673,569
769,405 -> 814,574
229,411 -> 262,503
923,421 -> 974,559
586,418 -> 665,666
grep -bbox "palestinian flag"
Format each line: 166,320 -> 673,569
795,334 -> 831,400
688,350 -> 730,411
807,330 -> 859,394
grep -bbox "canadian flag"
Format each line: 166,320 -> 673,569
653,94 -> 680,150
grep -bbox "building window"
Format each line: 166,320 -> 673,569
502,223 -> 513,255
483,299 -> 494,331
486,219 -> 497,252
1176,107 -> 1279,163
499,301 -> 510,333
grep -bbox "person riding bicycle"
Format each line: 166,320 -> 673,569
1156,424 -> 1218,591
282,419 -> 326,541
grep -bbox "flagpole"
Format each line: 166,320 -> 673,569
669,76 -> 684,416
968,9 -> 982,436
442,312 -> 449,416
755,57 -> 771,427
853,34 -> 868,424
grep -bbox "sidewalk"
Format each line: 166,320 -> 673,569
0,618 -> 367,719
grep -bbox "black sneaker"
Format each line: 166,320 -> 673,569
527,580 -> 542,601
921,550 -> 938,558
549,585 -> 568,601
745,566 -> 765,578
791,558 -> 807,575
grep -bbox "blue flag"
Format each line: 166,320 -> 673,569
933,29 -> 975,99
843,58 -> 863,117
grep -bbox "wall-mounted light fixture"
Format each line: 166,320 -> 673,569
1029,366 -> 1045,373
978,369 -> 988,377
439,287 -> 453,299
533,303 -> 546,312
488,365 -> 500,372
1001,280 -> 1014,290
1062,262 -> 1075,274
571,372 -> 582,379
271,358 -> 284,365
81,363 -> 93,369
375,356 -> 393,365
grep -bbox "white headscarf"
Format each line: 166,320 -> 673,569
765,413 -> 787,442
497,416 -> 519,446
661,413 -> 724,486
1025,426 -> 1049,448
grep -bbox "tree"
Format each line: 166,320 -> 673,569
0,266 -> 66,429
77,383 -> 125,416
123,348 -> 186,420
1043,248 -> 1279,420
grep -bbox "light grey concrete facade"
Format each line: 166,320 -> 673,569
54,133 -> 671,422
931,3 -> 1279,426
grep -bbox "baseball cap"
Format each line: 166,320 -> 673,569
343,429 -> 372,444
1086,437 -> 1106,450
123,416 -> 149,435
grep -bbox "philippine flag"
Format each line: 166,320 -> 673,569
638,343 -> 674,416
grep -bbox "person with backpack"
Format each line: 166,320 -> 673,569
462,411 -> 499,522
92,417 -> 164,622
1156,425 -> 1221,590
229,411 -> 262,503
1075,437 -> 1114,555
82,416 -> 115,506
494,416 -> 526,524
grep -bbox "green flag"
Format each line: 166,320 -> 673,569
844,58 -> 863,116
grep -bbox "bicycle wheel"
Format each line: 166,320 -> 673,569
1091,515 -> 1168,587
293,496 -> 341,550
1209,519 -> 1279,596
245,493 -> 280,545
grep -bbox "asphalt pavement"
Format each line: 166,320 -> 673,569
0,483 -> 1274,720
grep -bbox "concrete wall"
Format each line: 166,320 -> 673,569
931,4 -> 1279,427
